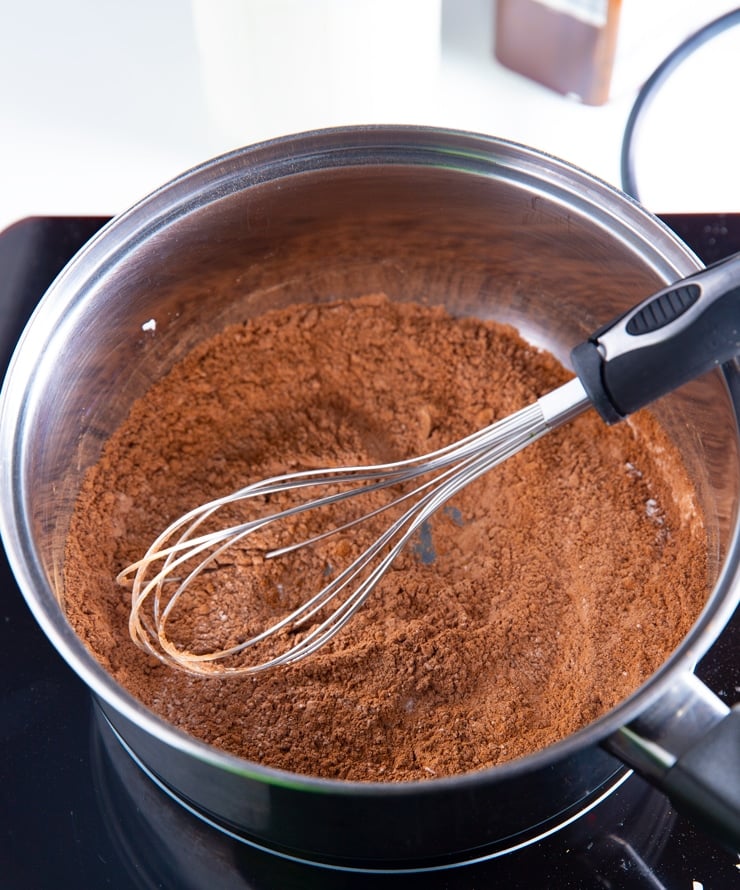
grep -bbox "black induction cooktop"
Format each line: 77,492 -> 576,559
1,215 -> 738,889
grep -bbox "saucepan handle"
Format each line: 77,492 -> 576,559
605,671 -> 740,853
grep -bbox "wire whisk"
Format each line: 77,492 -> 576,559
119,252 -> 740,675
119,380 -> 587,675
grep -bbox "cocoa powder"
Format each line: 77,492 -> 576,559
63,294 -> 708,781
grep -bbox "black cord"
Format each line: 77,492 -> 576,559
620,8 -> 740,202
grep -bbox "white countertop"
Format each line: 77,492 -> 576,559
1,0 -> 738,236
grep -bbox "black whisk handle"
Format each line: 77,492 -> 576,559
572,251 -> 740,424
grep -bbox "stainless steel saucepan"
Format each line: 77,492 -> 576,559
1,127 -> 738,868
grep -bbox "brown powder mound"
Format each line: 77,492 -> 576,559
63,294 -> 707,781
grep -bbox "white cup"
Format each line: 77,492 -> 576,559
191,0 -> 442,146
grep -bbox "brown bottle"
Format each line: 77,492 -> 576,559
494,0 -> 623,105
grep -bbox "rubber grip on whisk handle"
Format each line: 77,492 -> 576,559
571,251 -> 740,424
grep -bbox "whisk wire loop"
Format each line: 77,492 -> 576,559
121,399 -> 556,674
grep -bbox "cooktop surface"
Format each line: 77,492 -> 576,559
1,215 -> 739,889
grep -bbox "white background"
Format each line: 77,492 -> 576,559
1,0 -> 738,235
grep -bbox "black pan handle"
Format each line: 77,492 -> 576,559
606,673 -> 740,853
572,252 -> 740,423
660,706 -> 740,852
